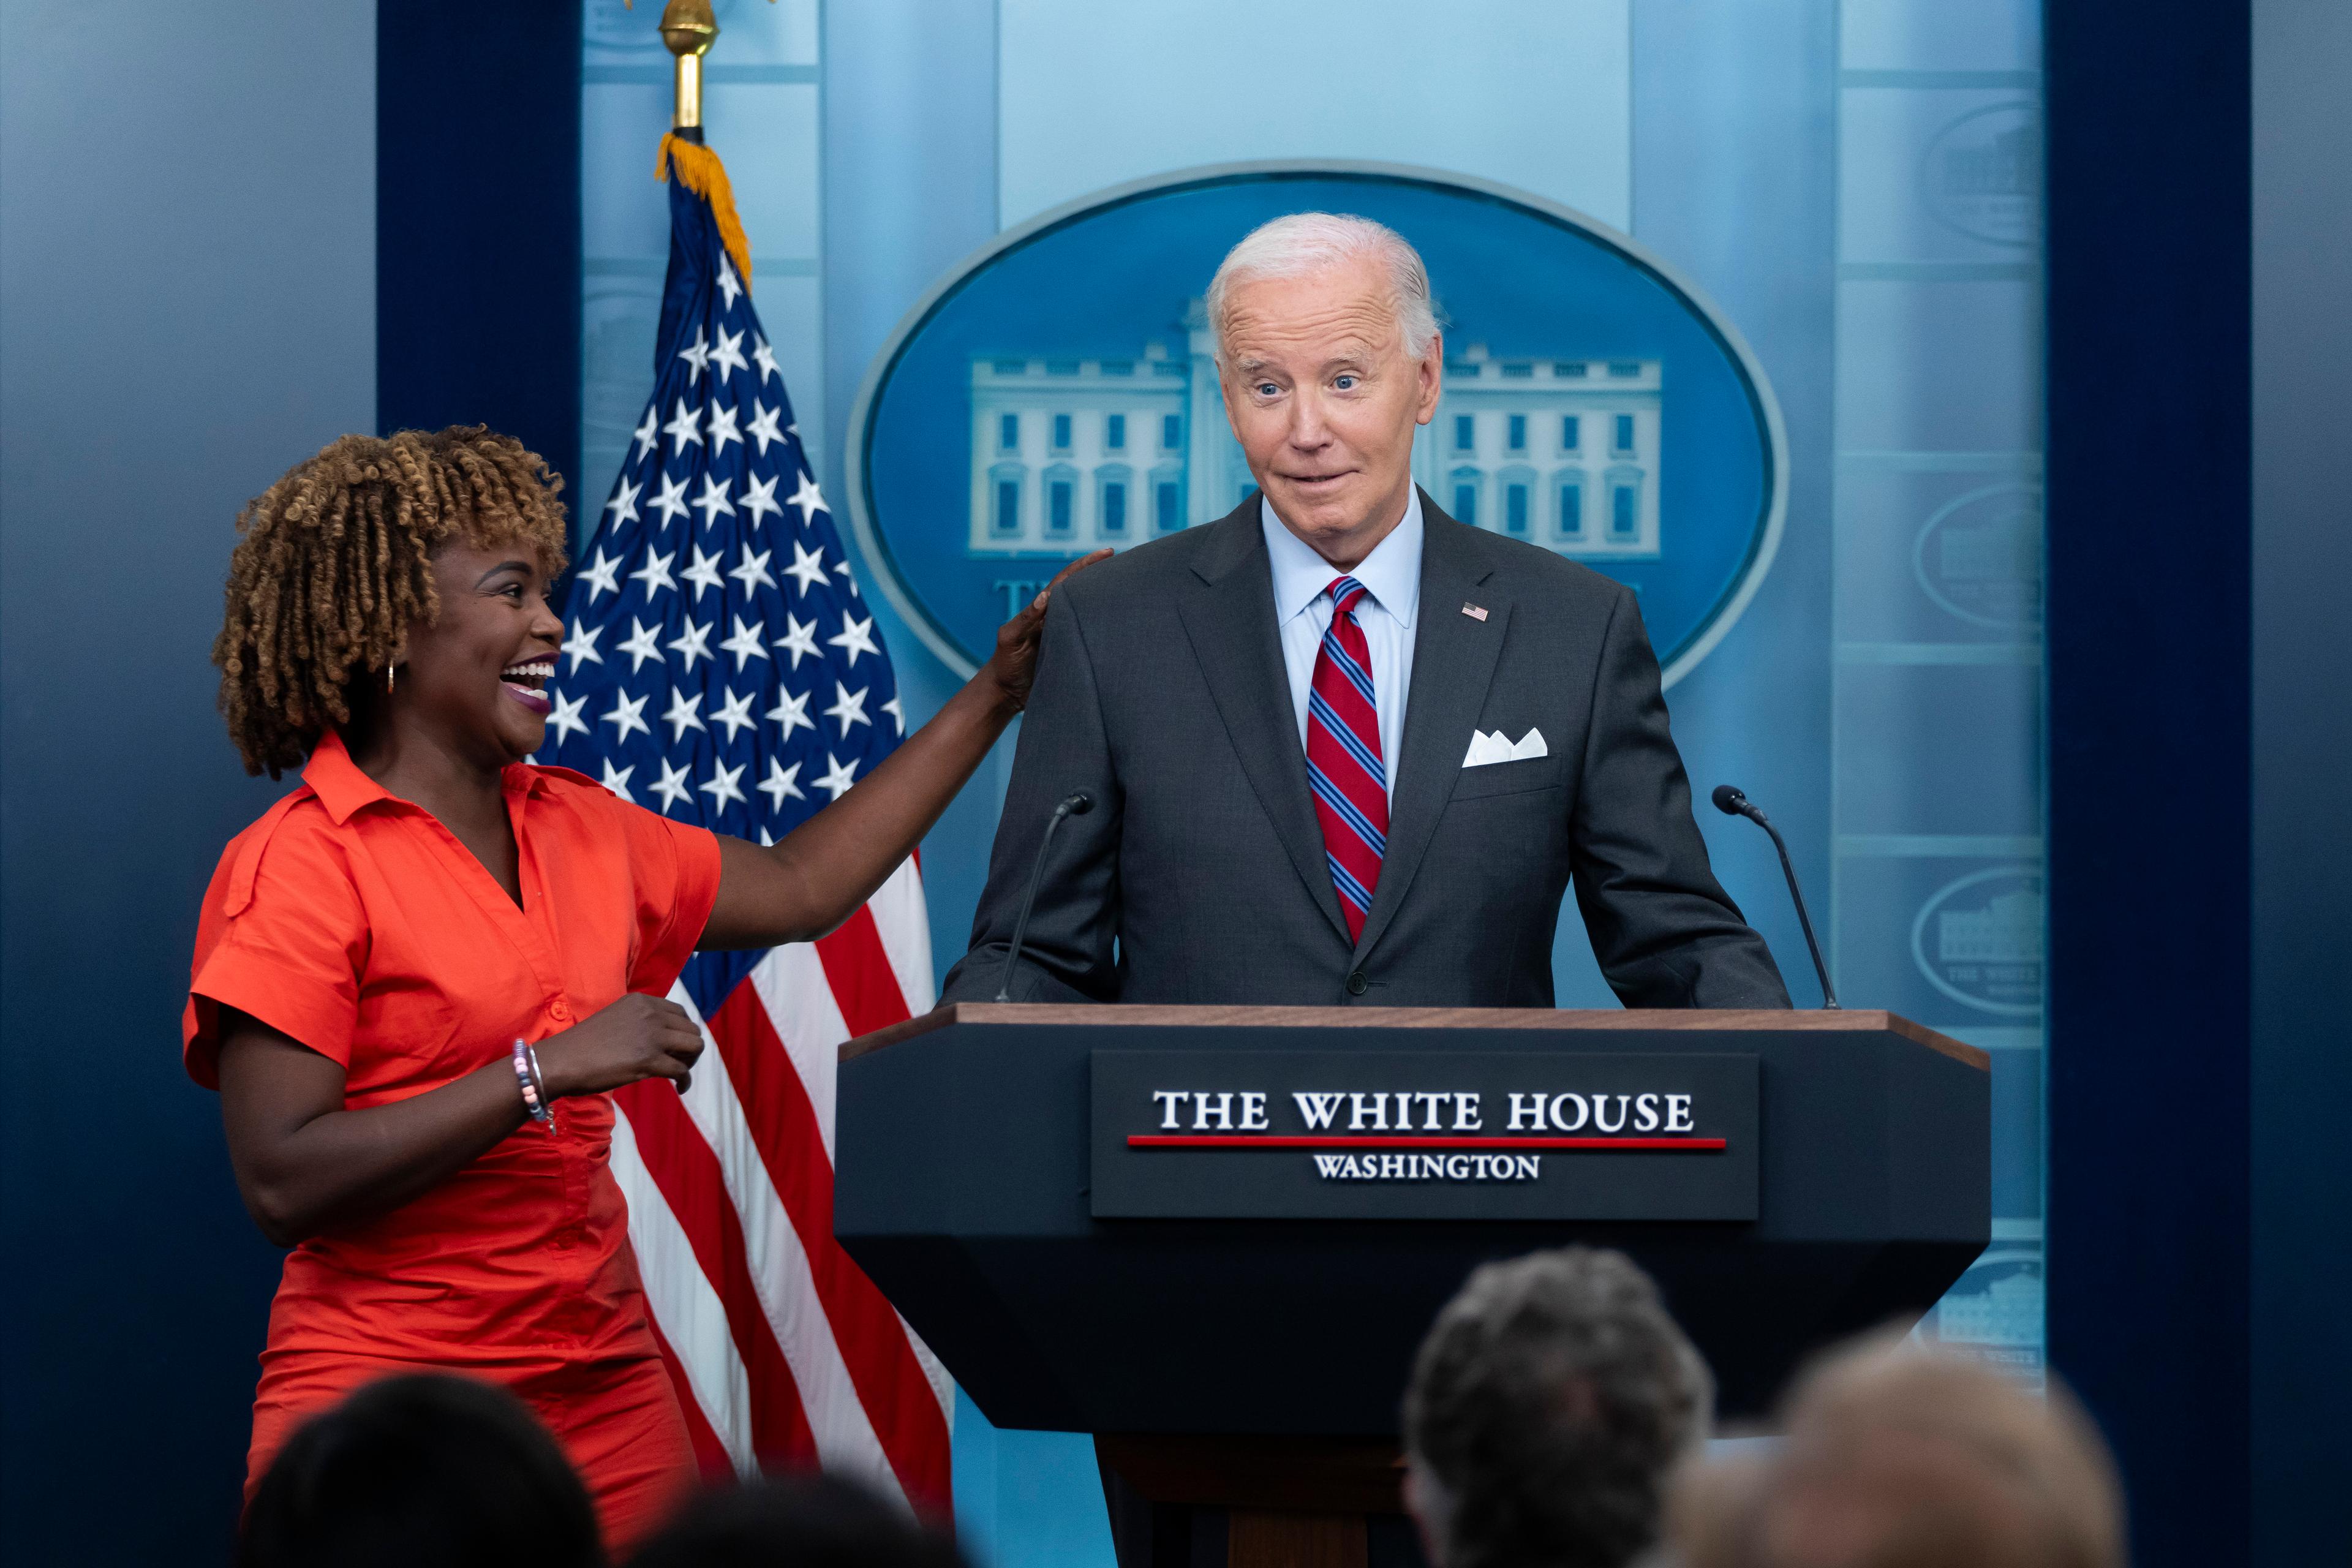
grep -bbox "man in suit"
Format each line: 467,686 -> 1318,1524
940,213 -> 1787,1009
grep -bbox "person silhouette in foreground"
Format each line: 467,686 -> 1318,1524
238,1374 -> 601,1568
626,1471 -> 967,1568
1665,1329 -> 2124,1568
1403,1246 -> 1712,1568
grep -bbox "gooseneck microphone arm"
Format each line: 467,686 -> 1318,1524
1711,785 -> 1840,1010
996,792 -> 1095,1003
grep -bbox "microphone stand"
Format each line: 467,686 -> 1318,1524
1712,785 -> 1840,1009
997,792 -> 1093,1002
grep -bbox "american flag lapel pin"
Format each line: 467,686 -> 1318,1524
1462,602 -> 1489,622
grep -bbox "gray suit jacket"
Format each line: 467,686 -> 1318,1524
940,491 -> 1789,1009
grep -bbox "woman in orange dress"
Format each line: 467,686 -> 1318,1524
184,428 -> 1095,1551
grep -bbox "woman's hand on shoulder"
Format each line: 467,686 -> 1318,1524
982,548 -> 1111,712
533,993 -> 705,1097
695,548 -> 1109,956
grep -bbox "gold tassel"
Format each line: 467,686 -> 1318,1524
658,133 -> 755,293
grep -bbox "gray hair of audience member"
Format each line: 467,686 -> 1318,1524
1403,1246 -> 1713,1568
1204,211 -> 1442,364
1665,1330 -> 2125,1568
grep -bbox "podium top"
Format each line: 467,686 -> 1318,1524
843,1004 -> 1986,1070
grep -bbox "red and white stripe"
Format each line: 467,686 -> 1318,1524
608,857 -> 952,1512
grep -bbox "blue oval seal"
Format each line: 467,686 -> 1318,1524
1922,102 -> 2041,249
1912,481 -> 2043,631
1921,1244 -> 2045,1383
846,161 -> 1786,683
1910,865 -> 2044,1018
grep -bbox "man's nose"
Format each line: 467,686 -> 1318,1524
1287,391 -> 1332,447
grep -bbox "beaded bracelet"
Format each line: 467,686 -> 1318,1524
513,1037 -> 552,1125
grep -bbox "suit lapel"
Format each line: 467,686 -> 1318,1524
1354,499 -> 1508,959
1174,503 -> 1355,945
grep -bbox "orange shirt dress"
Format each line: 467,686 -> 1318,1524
183,729 -> 722,1552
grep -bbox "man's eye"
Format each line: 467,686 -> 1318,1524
1335,375 -> 1359,390
1256,383 -> 1280,397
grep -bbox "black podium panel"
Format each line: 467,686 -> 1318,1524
834,1006 -> 1988,1428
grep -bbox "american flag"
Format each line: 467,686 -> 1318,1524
543,135 -> 952,1511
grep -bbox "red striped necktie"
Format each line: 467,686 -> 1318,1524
1305,575 -> 1388,942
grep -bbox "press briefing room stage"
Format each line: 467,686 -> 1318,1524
0,2 -> 2345,1566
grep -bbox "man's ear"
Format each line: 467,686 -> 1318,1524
1415,333 -> 1446,424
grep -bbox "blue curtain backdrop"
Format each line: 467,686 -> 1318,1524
577,3 -> 2045,1562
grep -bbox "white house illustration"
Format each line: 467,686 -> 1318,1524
967,302 -> 1662,561
1937,890 -> 2044,965
1936,1267 -> 2043,1348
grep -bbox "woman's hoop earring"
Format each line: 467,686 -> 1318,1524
385,663 -> 396,695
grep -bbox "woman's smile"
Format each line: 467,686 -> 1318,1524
500,657 -> 555,715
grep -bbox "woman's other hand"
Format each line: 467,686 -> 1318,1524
533,993 -> 705,1097
216,997 -> 704,1246
982,548 -> 1111,712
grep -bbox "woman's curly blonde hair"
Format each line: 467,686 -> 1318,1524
213,426 -> 570,777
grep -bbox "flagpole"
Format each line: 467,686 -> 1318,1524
659,0 -> 718,137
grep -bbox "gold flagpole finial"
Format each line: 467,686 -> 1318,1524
659,0 -> 719,130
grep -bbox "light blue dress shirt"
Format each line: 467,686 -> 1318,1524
1261,489 -> 1424,799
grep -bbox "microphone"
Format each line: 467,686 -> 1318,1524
996,791 -> 1094,1003
1711,784 -> 1840,1009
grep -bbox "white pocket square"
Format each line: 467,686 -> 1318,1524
1462,727 -> 1547,767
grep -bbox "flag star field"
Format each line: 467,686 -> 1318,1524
546,263 -> 902,861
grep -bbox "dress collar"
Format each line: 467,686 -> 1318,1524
303,728 -> 545,825
1261,486 -> 1425,628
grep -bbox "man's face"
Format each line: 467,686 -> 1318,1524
1217,253 -> 1442,568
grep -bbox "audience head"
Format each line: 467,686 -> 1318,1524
237,1374 -> 601,1568
626,1472 -> 967,1568
1667,1330 -> 2125,1568
1403,1246 -> 1712,1568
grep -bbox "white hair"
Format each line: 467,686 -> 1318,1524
1205,211 -> 1441,364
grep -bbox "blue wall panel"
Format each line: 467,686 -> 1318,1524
2250,1 -> 2352,1558
1825,0 -> 2050,1376
0,2 -> 379,1559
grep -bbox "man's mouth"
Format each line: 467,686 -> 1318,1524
501,658 -> 555,714
1286,470 -> 1354,491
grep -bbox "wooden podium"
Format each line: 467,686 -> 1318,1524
835,1006 -> 1988,1568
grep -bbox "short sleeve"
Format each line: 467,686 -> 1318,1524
183,809 -> 368,1089
612,801 -> 722,997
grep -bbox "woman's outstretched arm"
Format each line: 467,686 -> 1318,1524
697,549 -> 1107,952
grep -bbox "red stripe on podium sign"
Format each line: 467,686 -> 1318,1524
1126,1135 -> 1727,1151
